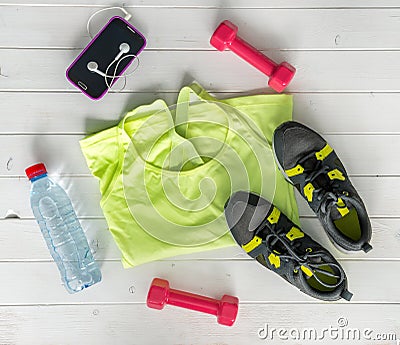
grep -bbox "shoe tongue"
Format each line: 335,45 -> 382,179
314,174 -> 330,190
231,201 -> 271,232
303,157 -> 318,170
328,197 -> 355,221
302,158 -> 331,189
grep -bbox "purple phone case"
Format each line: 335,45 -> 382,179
66,16 -> 147,100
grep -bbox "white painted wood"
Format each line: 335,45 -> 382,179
0,218 -> 398,261
1,92 -> 400,134
0,260 -> 397,304
1,6 -> 400,49
0,176 -> 397,218
2,49 -> 400,92
2,0 -> 400,8
0,134 -> 398,175
0,2 -> 399,344
0,304 -> 399,345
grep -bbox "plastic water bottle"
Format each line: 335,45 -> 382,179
26,163 -> 101,293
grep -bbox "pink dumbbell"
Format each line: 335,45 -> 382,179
146,278 -> 239,326
210,20 -> 296,93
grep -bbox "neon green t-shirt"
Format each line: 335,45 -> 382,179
80,84 -> 299,267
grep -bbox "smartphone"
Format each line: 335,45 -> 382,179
66,16 -> 146,100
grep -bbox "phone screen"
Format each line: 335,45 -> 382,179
66,16 -> 146,100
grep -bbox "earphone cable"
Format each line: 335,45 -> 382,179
104,54 -> 141,92
86,7 -> 139,92
86,6 -> 132,39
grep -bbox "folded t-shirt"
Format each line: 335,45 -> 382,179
80,84 -> 299,267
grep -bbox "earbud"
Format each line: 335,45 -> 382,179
114,43 -> 130,61
87,61 -> 106,77
87,43 -> 131,77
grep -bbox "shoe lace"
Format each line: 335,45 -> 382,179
302,159 -> 343,214
262,223 -> 345,289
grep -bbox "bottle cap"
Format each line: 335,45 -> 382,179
25,163 -> 47,180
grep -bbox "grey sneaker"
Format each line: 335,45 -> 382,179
225,191 -> 352,301
273,121 -> 372,253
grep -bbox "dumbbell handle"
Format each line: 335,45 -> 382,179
147,278 -> 239,326
166,288 -> 220,315
224,35 -> 277,77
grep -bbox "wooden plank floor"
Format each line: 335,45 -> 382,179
0,1 -> 400,344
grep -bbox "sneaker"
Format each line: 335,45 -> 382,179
224,191 -> 353,301
273,121 -> 372,253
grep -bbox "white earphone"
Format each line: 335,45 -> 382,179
115,43 -> 130,61
87,61 -> 106,77
87,42 -> 131,74
85,7 -> 140,92
87,42 -> 139,90
87,42 -> 131,76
